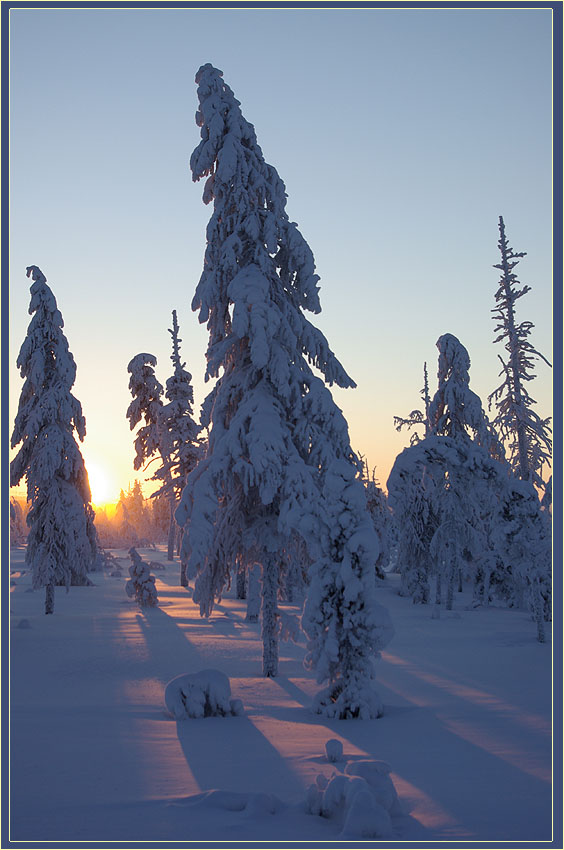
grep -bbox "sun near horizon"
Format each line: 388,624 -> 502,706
84,458 -> 120,509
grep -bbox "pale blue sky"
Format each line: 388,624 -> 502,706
9,6 -> 554,502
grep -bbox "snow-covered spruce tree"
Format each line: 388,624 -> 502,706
499,479 -> 551,642
126,353 -> 166,545
361,462 -> 391,579
127,353 -> 164,472
177,65 -> 393,711
428,334 -> 504,461
393,362 -> 431,446
125,547 -> 158,607
389,335 -> 506,608
298,382 -> 394,717
151,311 -> 202,572
387,452 -> 438,603
278,533 -> 310,603
540,475 -> 552,514
10,498 -> 27,544
114,490 -> 140,547
488,216 -> 552,491
10,266 -> 96,613
427,334 -> 507,605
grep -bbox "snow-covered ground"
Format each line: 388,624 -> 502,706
9,545 -> 552,843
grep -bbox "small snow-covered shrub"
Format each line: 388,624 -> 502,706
344,760 -> 400,814
125,547 -> 158,607
306,749 -> 401,838
341,790 -> 393,839
325,738 -> 343,763
165,669 -> 244,719
278,610 -> 302,643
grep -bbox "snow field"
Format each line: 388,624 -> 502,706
9,545 -> 552,842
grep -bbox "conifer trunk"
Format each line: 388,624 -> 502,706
167,498 -> 175,561
180,560 -> 188,587
483,568 -> 491,607
399,567 -> 411,597
261,558 -> 279,677
45,583 -> 54,615
532,580 -> 545,643
435,573 -> 442,605
236,561 -> 247,599
246,565 -> 260,622
446,558 -> 454,611
446,576 -> 454,610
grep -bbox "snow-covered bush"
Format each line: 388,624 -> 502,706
306,746 -> 400,839
164,669 -> 244,719
325,739 -> 343,763
10,266 -> 97,614
277,610 -> 302,644
125,547 -> 158,607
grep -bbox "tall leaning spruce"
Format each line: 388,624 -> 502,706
177,65 -> 393,715
10,266 -> 96,614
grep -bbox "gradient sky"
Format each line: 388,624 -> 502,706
8,5 -> 554,505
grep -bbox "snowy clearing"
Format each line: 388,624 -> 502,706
9,545 -> 552,843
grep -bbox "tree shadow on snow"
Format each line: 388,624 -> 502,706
135,606 -> 210,688
316,700 -> 552,843
173,713 -> 306,802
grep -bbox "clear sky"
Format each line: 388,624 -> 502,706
8,5 -> 554,505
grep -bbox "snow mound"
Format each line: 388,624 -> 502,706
169,788 -> 284,818
306,751 -> 401,838
341,789 -> 392,839
325,738 -> 343,763
344,760 -> 400,813
16,618 -> 31,629
165,670 -> 244,719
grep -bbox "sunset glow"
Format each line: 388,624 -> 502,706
86,460 -> 114,506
